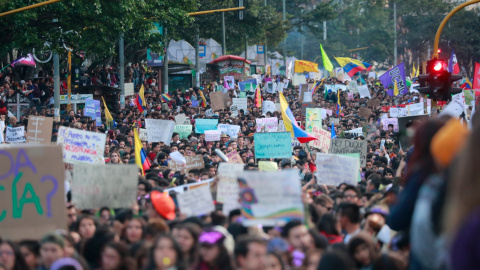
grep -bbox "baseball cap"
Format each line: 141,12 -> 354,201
151,191 -> 176,220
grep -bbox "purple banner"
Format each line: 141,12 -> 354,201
379,63 -> 408,96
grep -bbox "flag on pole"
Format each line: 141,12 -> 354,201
134,85 -> 147,114
331,123 -> 336,139
279,92 -> 317,143
199,90 -> 207,107
320,44 -> 333,72
336,89 -> 342,115
394,80 -> 399,96
255,85 -> 262,107
134,128 -> 151,176
334,57 -> 371,77
448,49 -> 460,75
11,53 -> 36,68
415,64 -> 420,77
102,97 -> 116,129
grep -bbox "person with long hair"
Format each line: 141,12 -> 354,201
124,218 -> 146,245
316,214 -> 343,245
144,234 -> 186,270
75,215 -> 98,240
100,242 -> 136,270
172,223 -> 201,270
348,232 -> 380,270
18,240 -> 40,270
197,230 -> 233,270
108,151 -> 123,164
0,240 -> 28,270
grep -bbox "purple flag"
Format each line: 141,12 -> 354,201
379,63 -> 408,97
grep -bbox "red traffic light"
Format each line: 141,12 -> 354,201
433,62 -> 443,71
428,59 -> 447,74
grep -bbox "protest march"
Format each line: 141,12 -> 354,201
1,1 -> 480,270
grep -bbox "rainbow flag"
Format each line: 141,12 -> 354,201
334,57 -> 372,78
102,97 -> 116,129
255,85 -> 262,107
134,85 -> 147,114
134,127 -> 151,175
162,94 -> 171,102
279,92 -> 317,143
311,79 -> 323,93
199,90 -> 207,107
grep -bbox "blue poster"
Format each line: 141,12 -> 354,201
94,100 -> 102,126
195,119 -> 218,134
254,132 -> 292,159
238,79 -> 257,91
84,99 -> 96,120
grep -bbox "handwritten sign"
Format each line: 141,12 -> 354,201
256,117 -> 278,132
316,153 -> 359,186
168,155 -> 205,173
217,163 -> 244,203
226,150 -> 244,164
85,99 -> 101,126
174,125 -> 192,139
27,116 -> 53,144
306,108 -> 322,124
358,107 -> 372,118
205,130 -> 221,141
237,170 -> 304,226
232,98 -> 248,112
210,91 -> 225,111
0,145 -> 66,240
358,84 -> 371,98
262,100 -> 277,114
139,128 -> 148,141
407,102 -> 424,116
175,114 -> 188,125
381,118 -> 399,132
258,161 -> 278,172
217,124 -> 240,138
145,119 -> 175,145
195,119 -> 218,134
308,123 -> 331,152
254,132 -> 291,159
6,126 -> 26,143
439,93 -> 465,117
329,139 -> 367,167
72,164 -> 138,209
57,127 -> 106,164
177,185 -> 215,217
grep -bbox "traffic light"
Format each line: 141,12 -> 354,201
415,59 -> 462,101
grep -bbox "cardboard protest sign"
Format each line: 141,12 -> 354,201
139,128 -> 148,141
145,119 -> 175,145
6,126 -> 26,143
254,132 -> 291,159
381,118 -> 399,132
232,98 -> 248,112
57,127 -> 106,164
358,107 -> 372,118
217,124 -> 240,138
237,170 -> 304,226
338,153 -> 362,182
0,145 -> 66,240
329,139 -> 368,167
27,116 -> 53,144
258,161 -> 278,172
165,178 -> 214,194
316,153 -> 359,186
217,162 -> 244,203
177,185 -> 215,217
439,93 -> 465,118
72,164 -> 138,209
358,84 -> 371,98
330,118 -> 340,124
175,114 -> 188,125
299,84 -> 309,101
227,150 -> 244,164
195,119 -> 218,134
209,91 -> 225,111
308,123 -> 331,152
407,102 -> 425,116
168,155 -> 204,173
174,125 -> 192,139
205,130 -> 221,141
303,92 -> 313,103
256,117 -> 278,132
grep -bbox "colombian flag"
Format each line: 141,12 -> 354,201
336,89 -> 342,115
279,92 -> 317,143
134,127 -> 151,175
199,90 -> 207,107
461,77 -> 472,89
162,94 -> 171,102
334,57 -> 372,78
134,85 -> 147,114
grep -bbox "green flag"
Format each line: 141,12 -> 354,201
320,44 -> 333,72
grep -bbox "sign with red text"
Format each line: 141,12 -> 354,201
57,127 -> 106,164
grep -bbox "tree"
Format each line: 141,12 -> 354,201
0,0 -> 196,70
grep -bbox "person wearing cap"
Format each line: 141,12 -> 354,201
38,233 -> 66,270
220,133 -> 229,145
147,191 -> 176,221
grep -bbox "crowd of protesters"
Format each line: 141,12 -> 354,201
0,61 -> 477,270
